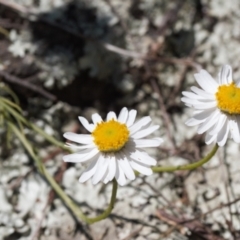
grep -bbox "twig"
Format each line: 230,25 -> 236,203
110,214 -> 160,232
7,168 -> 33,189
143,179 -> 184,217
122,226 -> 144,240
103,42 -> 145,58
156,210 -> 188,235
0,70 -> 57,101
104,43 -> 201,71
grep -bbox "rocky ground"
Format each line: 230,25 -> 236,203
0,0 -> 240,239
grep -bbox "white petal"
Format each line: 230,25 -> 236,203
194,70 -> 218,94
192,108 -> 216,121
106,111 -> 117,121
182,98 -> 216,107
229,116 -> 240,143
130,161 -> 152,176
185,118 -> 205,126
197,109 -> 220,134
185,103 -> 193,108
66,142 -> 96,149
116,152 -> 135,180
126,109 -> 137,127
102,169 -> 110,184
79,157 -> 98,183
129,116 -> 151,135
63,148 -> 92,160
217,119 -> 229,146
131,125 -> 159,139
181,97 -> 203,105
219,65 -> 232,85
133,138 -> 163,148
193,110 -> 205,114
115,163 -> 126,186
92,113 -> 103,124
92,155 -> 109,185
138,121 -> 152,131
209,113 -> 227,135
235,78 -> 240,87
193,101 -> 217,109
101,165 -> 111,183
106,156 -> 117,182
63,133 -> 93,144
129,150 -> 157,165
63,148 -> 99,163
191,86 -> 216,99
118,107 -> 128,123
205,132 -> 217,145
236,115 -> 240,138
182,91 -> 205,100
78,117 -> 95,132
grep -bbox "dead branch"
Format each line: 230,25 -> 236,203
0,70 -> 57,101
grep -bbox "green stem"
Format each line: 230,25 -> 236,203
152,144 -> 218,173
0,26 -> 9,37
9,122 -> 118,224
86,179 -> 118,224
0,97 -> 21,111
29,122 -> 71,152
0,83 -> 20,104
2,101 -> 70,152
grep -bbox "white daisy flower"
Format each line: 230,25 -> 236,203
182,65 -> 240,147
63,107 -> 163,186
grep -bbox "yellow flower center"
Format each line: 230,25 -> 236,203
92,119 -> 129,152
216,82 -> 240,114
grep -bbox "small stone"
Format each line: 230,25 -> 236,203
14,218 -> 25,228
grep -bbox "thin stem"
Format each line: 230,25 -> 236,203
152,144 -> 218,173
2,100 -> 70,152
0,25 -> 9,37
0,97 -> 21,111
86,179 -> 118,224
8,122 -> 118,224
29,122 -> 71,152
